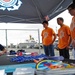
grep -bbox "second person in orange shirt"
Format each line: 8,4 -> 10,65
57,17 -> 71,59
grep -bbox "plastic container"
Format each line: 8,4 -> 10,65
13,67 -> 35,75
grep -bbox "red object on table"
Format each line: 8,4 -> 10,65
17,52 -> 23,56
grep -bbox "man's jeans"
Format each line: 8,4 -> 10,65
43,44 -> 55,56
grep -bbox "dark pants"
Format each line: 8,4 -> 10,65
59,47 -> 70,59
43,44 -> 55,56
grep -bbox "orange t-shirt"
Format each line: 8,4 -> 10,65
58,25 -> 71,49
41,27 -> 55,46
70,17 -> 75,40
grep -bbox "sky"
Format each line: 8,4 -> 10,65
0,10 -> 73,46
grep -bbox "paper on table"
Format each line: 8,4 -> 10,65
0,69 -> 5,75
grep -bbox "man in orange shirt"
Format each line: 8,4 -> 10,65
57,17 -> 71,59
41,21 -> 56,56
67,3 -> 75,59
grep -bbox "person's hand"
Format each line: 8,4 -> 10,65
72,39 -> 75,48
0,49 -> 7,56
0,52 -> 4,56
44,15 -> 50,21
66,46 -> 70,50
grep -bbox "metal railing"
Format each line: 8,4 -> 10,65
0,29 -> 41,53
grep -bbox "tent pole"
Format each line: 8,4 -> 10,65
38,29 -> 41,54
5,29 -> 8,50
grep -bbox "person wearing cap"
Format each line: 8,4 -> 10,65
67,3 -> 75,59
41,21 -> 56,56
57,17 -> 71,59
0,44 -> 7,56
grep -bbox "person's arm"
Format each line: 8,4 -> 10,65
68,35 -> 72,46
0,49 -> 7,56
0,44 -> 7,56
66,35 -> 72,49
71,39 -> 75,48
1,49 -> 7,54
66,27 -> 71,49
51,33 -> 57,44
51,29 -> 57,44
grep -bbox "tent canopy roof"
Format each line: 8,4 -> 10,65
0,0 -> 72,23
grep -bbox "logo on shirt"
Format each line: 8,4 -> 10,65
43,32 -> 48,38
59,30 -> 64,39
0,0 -> 22,11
